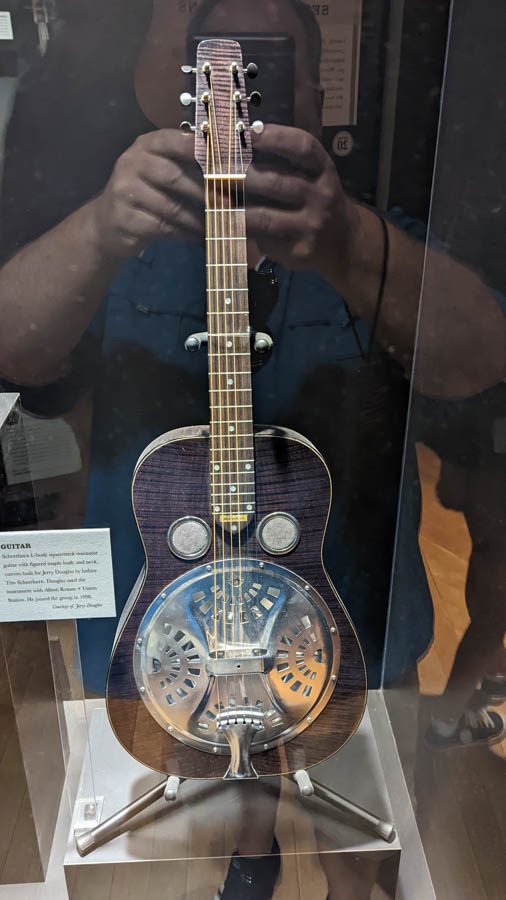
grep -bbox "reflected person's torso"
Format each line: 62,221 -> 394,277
79,237 -> 410,691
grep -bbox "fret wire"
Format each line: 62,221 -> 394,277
204,173 -> 246,180
211,475 -> 255,481
212,480 -> 255,492
211,485 -> 256,491
211,463 -> 255,467
209,352 -> 250,357
212,495 -> 256,500
211,487 -> 255,491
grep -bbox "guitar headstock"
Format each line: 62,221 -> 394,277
180,39 -> 263,176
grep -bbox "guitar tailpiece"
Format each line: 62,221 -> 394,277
217,707 -> 265,780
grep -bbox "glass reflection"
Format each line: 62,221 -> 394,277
0,1 -> 504,897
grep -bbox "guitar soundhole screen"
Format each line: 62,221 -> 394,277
167,517 -> 211,560
257,512 -> 300,554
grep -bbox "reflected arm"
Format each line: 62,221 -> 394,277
336,203 -> 506,399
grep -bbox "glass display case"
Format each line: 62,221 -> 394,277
0,1 -> 504,898
383,2 -> 506,897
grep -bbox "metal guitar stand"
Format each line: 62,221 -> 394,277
74,768 -> 395,857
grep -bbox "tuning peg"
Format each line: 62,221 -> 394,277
248,91 -> 262,107
181,65 -> 196,74
245,62 -> 258,79
251,120 -> 265,135
180,92 -> 195,107
180,121 -> 196,134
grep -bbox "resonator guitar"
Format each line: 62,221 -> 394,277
106,38 -> 366,781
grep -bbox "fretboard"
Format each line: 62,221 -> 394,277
205,176 -> 255,530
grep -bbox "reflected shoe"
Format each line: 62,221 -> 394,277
214,838 -> 281,900
425,709 -> 505,750
480,675 -> 506,705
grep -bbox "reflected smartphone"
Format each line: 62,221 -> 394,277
191,33 -> 295,126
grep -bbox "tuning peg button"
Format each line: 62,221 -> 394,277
245,62 -> 258,79
181,65 -> 196,74
251,120 -> 265,135
248,91 -> 262,107
180,92 -> 195,107
180,121 -> 196,134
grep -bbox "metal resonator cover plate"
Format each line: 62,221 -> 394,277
133,559 -> 340,755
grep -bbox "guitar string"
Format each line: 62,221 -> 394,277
236,102 -> 263,729
206,82 -> 221,720
235,102 -> 254,681
229,73 -> 243,710
208,73 -> 228,714
215,69 -> 235,712
231,82 -> 245,677
209,72 -> 232,710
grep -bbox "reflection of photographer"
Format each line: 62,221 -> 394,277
1,1 -> 504,394
0,0 -> 505,710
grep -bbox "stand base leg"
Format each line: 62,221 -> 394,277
75,777 -> 183,857
294,769 -> 396,844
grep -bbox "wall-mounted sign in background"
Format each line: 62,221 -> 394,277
0,11 -> 13,40
304,1 -> 362,127
0,528 -> 116,622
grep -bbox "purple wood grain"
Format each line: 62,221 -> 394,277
107,427 -> 366,778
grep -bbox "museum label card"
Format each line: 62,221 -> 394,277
0,529 -> 116,622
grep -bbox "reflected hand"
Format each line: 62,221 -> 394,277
92,129 -> 204,259
246,124 -> 358,282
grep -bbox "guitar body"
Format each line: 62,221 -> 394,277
107,425 -> 366,779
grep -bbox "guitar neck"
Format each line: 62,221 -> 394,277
205,176 -> 256,529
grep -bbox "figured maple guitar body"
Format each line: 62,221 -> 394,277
107,425 -> 366,779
